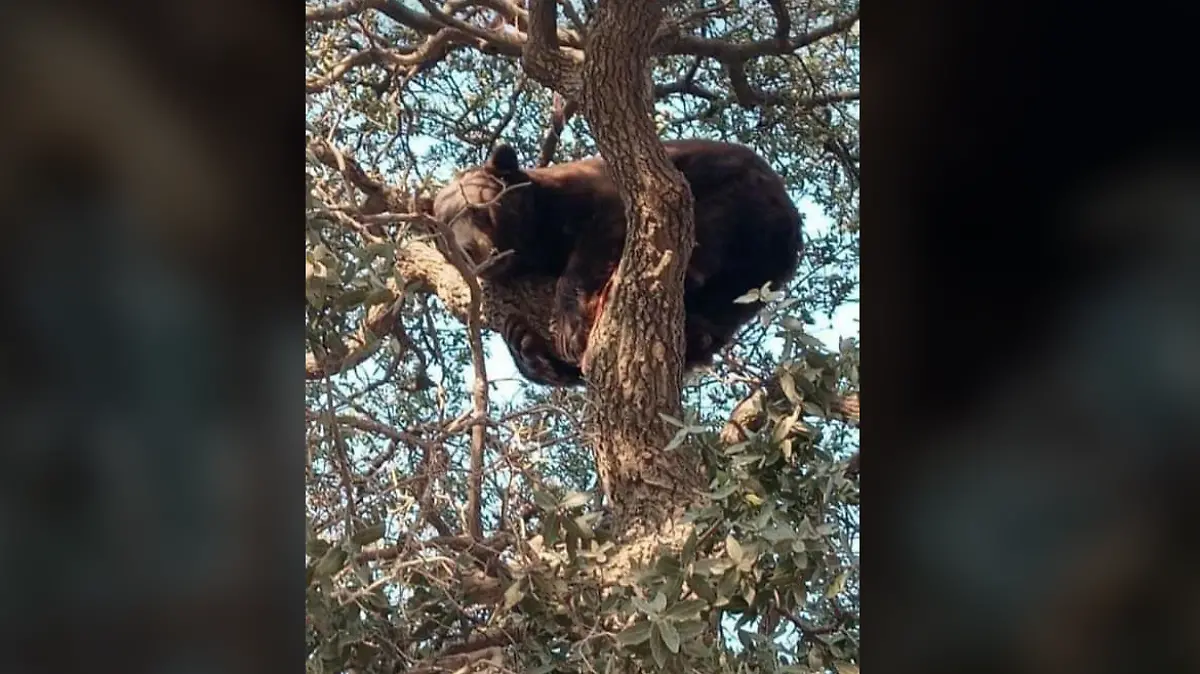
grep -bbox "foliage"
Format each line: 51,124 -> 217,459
305,0 -> 858,671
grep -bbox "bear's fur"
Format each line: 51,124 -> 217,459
433,139 -> 803,386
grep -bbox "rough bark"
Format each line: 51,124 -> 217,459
520,0 -> 709,531
575,1 -> 708,532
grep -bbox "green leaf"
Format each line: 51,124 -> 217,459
616,620 -> 653,647
761,523 -> 797,543
723,441 -> 750,455
781,315 -> 806,331
312,546 -> 348,580
572,515 -> 595,540
542,513 -> 561,546
689,574 -> 717,602
692,558 -> 731,577
334,287 -> 370,309
559,491 -> 592,510
725,535 -> 744,564
733,288 -> 761,304
674,619 -> 708,640
658,412 -> 685,428
663,427 -> 689,452
773,408 -> 801,443
760,282 -> 785,302
706,482 -> 739,500
657,618 -> 681,654
531,489 -> 558,512
364,241 -> 397,258
717,569 -> 740,599
501,579 -> 524,609
351,643 -> 380,667
350,522 -> 386,546
632,595 -> 656,616
798,517 -> 821,539
306,537 -> 331,558
365,287 -> 397,306
732,453 -> 764,469
663,599 -> 707,622
649,591 -> 667,613
826,571 -> 848,598
681,529 -> 699,565
650,623 -> 670,668
779,371 -> 802,405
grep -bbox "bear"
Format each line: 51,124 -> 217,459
432,138 -> 804,387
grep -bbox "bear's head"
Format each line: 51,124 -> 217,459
433,144 -> 536,277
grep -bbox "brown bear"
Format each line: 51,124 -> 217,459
433,138 -> 804,387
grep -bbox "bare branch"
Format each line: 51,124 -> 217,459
308,137 -> 411,216
306,29 -> 479,95
656,8 -> 859,61
766,0 -> 791,45
307,0 -> 377,23
414,0 -> 524,56
485,77 -> 526,155
726,59 -> 759,107
654,58 -> 720,100
420,208 -> 493,541
536,92 -> 579,167
374,0 -> 445,33
767,88 -> 860,108
791,8 -> 860,51
521,0 -> 583,99
648,8 -> 861,109
306,293 -> 403,379
306,48 -> 378,94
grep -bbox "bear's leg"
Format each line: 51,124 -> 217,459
682,291 -> 757,370
500,315 -> 583,387
552,249 -> 616,364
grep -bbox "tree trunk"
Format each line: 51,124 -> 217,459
575,0 -> 708,532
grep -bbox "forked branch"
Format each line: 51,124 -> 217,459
521,0 -> 584,99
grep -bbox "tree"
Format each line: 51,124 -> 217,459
305,0 -> 859,671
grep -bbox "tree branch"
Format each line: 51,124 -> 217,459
654,8 -> 859,109
414,0 -> 524,57
306,290 -> 404,380
574,0 -> 707,529
536,92 -> 579,167
313,0 -> 856,113
307,0 -> 378,23
521,0 -> 583,99
307,140 -> 560,387
766,0 -> 791,46
655,8 -> 859,61
374,0 -> 446,34
425,207 -> 493,542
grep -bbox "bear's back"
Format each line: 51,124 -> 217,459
528,140 -> 800,277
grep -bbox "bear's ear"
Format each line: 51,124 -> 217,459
486,144 -> 521,174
